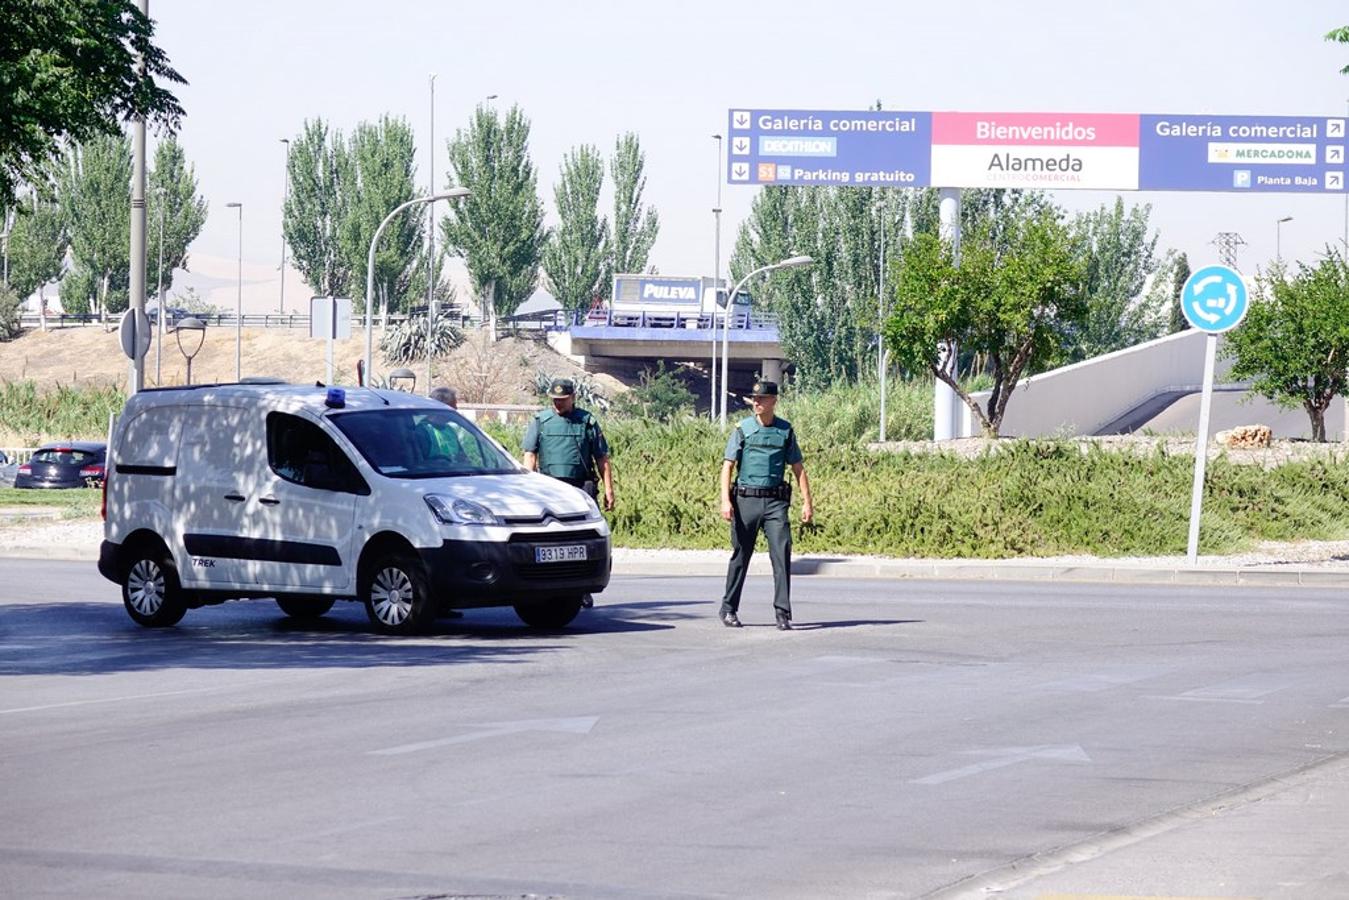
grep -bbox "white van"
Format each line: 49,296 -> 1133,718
97,382 -> 611,633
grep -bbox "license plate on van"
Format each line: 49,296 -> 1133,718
535,544 -> 587,563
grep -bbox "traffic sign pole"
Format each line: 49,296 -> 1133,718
1179,264 -> 1250,565
934,188 -> 961,440
1186,333 -> 1219,564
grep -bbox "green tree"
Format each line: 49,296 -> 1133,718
1168,252 -> 1192,333
1224,250 -> 1349,442
441,104 -> 547,321
608,132 -> 659,283
1065,198 -> 1164,360
145,137 -> 207,301
731,185 -> 906,388
284,119 -> 352,298
1328,25 -> 1349,74
885,207 -> 1087,437
0,284 -> 21,340
0,0 -> 185,208
543,144 -> 610,319
339,116 -> 423,315
59,134 -> 132,319
5,188 -> 67,318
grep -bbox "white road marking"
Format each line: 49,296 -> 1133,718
0,684 -> 235,715
912,744 -> 1091,786
368,716 -> 600,756
1150,674 -> 1292,705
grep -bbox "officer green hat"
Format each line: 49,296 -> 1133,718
548,378 -> 576,398
749,379 -> 779,397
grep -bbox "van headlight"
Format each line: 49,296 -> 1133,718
582,493 -> 604,521
424,495 -> 501,526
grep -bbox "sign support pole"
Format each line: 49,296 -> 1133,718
1186,333 -> 1219,565
935,188 -> 961,440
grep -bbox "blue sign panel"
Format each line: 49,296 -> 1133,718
728,109 -> 931,187
1181,265 -> 1249,333
1138,115 -> 1345,192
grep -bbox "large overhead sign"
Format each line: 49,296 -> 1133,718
728,109 -> 1348,193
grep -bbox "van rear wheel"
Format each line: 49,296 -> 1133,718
362,553 -> 435,635
514,595 -> 584,629
276,597 -> 335,620
122,549 -> 187,628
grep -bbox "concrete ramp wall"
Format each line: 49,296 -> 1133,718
960,329 -> 1238,438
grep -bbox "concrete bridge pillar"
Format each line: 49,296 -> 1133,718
761,358 -> 783,384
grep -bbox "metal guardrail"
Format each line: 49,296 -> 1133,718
0,448 -> 37,464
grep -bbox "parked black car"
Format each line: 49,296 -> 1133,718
15,442 -> 107,489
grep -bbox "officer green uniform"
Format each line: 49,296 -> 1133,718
721,380 -> 804,628
521,388 -> 609,498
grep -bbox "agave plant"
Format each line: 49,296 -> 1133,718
381,314 -> 464,365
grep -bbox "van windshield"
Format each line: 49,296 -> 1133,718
331,409 -> 521,479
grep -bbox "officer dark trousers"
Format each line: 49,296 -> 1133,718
721,493 -> 792,620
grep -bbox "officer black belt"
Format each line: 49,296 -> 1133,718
735,484 -> 790,499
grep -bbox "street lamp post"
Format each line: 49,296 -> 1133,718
279,138 -> 289,315
711,133 -> 722,422
426,74 -> 437,396
225,202 -> 243,380
718,255 -> 813,426
364,189 -> 471,387
174,317 -> 206,385
154,186 -> 165,385
1276,215 -> 1293,264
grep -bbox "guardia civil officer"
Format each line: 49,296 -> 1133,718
719,380 -> 814,630
522,378 -> 615,607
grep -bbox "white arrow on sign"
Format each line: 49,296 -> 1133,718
732,137 -> 750,155
731,164 -> 749,181
732,110 -> 750,129
911,744 -> 1091,785
368,716 -> 599,756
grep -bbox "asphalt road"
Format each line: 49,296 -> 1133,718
4,559 -> 1349,898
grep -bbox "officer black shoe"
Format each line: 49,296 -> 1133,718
580,594 -> 594,609
721,611 -> 742,628
775,613 -> 793,631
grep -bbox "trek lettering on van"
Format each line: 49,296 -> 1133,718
191,557 -> 216,568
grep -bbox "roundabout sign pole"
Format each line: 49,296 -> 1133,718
1182,264 -> 1250,565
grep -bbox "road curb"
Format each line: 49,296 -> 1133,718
4,545 -> 1349,588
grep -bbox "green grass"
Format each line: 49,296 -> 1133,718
0,381 -> 123,445
0,486 -> 101,519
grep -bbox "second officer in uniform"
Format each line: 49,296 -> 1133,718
719,380 -> 814,630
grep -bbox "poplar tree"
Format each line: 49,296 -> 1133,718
542,144 -> 610,319
284,119 -> 353,298
59,133 -> 132,318
5,188 -> 67,322
608,132 -> 659,285
441,104 -> 547,319
146,137 -> 207,300
339,116 -> 422,314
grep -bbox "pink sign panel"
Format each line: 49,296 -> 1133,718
931,112 -> 1140,148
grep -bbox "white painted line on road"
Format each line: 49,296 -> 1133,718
1150,675 -> 1293,705
368,716 -> 600,756
0,684 -> 235,715
1036,663 -> 1176,693
912,744 -> 1091,785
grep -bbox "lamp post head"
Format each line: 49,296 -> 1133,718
174,317 -> 206,358
389,367 -> 417,392
777,255 -> 814,269
1278,216 -> 1293,223
433,188 -> 471,202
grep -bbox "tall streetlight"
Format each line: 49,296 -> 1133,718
718,255 -> 813,426
1276,215 -> 1293,264
426,74 -> 437,396
154,185 -> 165,385
710,133 -> 722,421
364,189 -> 471,386
225,202 -> 243,381
279,138 -> 289,315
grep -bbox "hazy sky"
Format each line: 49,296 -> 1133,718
153,0 -> 1349,306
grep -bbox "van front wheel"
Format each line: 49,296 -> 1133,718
122,550 -> 187,628
514,595 -> 584,629
362,554 -> 435,635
